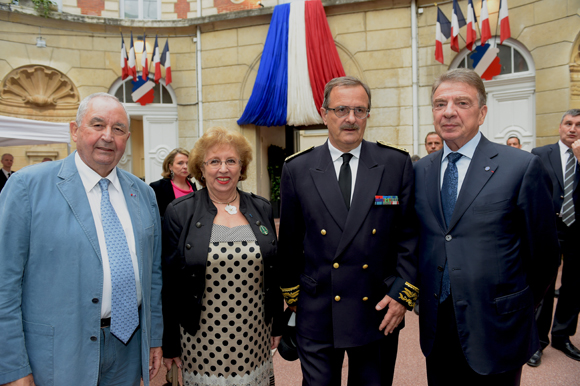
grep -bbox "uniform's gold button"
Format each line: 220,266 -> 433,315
362,297 -> 368,301
334,295 -> 341,302
372,229 -> 376,234
362,264 -> 368,269
321,229 -> 327,235
333,263 -> 339,269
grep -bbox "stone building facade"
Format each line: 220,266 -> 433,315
0,0 -> 578,198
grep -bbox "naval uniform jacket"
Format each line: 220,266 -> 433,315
278,139 -> 419,349
161,188 -> 283,358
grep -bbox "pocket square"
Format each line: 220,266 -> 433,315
375,196 -> 399,205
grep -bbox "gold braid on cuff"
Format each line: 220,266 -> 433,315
398,282 -> 419,309
281,285 -> 300,306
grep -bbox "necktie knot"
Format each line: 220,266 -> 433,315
341,153 -> 353,164
447,152 -> 462,165
99,178 -> 110,193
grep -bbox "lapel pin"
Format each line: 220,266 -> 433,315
259,225 -> 268,235
484,166 -> 490,171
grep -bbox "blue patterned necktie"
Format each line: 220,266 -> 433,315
440,152 -> 462,303
99,178 -> 138,344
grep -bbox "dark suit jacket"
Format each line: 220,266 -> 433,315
414,134 -> 560,375
161,188 -> 283,358
278,139 -> 418,349
0,170 -> 14,193
149,177 -> 196,219
531,142 -> 580,238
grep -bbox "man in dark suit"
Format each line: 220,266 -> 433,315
278,76 -> 418,386
528,109 -> 580,366
414,69 -> 560,386
0,153 -> 15,193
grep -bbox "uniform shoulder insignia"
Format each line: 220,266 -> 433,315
285,146 -> 314,162
377,140 -> 408,153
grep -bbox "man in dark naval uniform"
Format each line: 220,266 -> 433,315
278,76 -> 419,386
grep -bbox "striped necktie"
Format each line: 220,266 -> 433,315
562,149 -> 576,226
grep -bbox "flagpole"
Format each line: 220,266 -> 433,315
493,1 -> 499,47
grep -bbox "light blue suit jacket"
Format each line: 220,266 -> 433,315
0,152 -> 163,385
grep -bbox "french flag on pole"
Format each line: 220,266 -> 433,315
128,32 -> 137,81
141,34 -> 149,81
160,39 -> 171,86
120,33 -> 129,80
435,7 -> 451,64
499,0 -> 511,44
238,0 -> 345,127
465,0 -> 477,51
450,0 -> 466,53
153,35 -> 161,83
480,0 -> 491,45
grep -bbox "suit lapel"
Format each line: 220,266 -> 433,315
424,152 -> 446,232
447,135 -> 498,231
57,153 -> 102,261
334,141 -> 383,259
310,144 -> 348,231
548,144 -> 564,191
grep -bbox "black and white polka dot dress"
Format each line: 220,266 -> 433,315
180,224 -> 275,386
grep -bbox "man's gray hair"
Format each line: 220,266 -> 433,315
321,76 -> 372,111
431,69 -> 487,107
561,109 -> 580,124
75,93 -> 130,128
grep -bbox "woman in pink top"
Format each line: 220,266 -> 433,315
150,148 -> 196,219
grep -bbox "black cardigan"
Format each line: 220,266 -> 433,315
161,188 -> 284,358
149,177 -> 196,219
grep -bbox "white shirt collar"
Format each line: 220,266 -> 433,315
442,130 -> 482,162
558,140 -> 572,157
328,140 -> 362,162
75,152 -> 121,194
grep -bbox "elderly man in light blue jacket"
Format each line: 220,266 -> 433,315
0,93 -> 163,386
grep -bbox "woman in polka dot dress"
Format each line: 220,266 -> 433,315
161,127 -> 284,386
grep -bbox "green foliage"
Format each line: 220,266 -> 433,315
267,145 -> 286,202
31,0 -> 55,18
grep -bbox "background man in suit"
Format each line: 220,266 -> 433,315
0,93 -> 163,386
414,69 -> 560,386
425,131 -> 443,154
0,153 -> 14,192
507,136 -> 523,149
529,109 -> 580,366
278,76 -> 418,386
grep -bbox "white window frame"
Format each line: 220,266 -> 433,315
120,0 -> 162,20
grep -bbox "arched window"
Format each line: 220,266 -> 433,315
450,38 -> 536,150
111,75 -> 175,105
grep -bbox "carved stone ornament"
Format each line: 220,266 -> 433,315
1,65 -> 79,107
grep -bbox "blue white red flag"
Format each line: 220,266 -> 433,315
435,7 -> 451,64
480,0 -> 491,45
471,43 -> 501,80
131,77 -> 155,106
466,0 -> 477,51
451,0 -> 466,52
120,33 -> 129,80
141,34 -> 149,81
128,32 -> 137,81
153,35 -> 161,83
499,0 -> 511,44
160,39 -> 171,86
238,0 -> 345,127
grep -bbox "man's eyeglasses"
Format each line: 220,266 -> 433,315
325,106 -> 370,119
203,158 -> 241,169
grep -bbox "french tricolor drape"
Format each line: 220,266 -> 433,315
237,0 -> 345,127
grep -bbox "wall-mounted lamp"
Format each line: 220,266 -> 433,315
36,28 -> 46,48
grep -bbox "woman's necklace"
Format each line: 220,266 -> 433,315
211,191 -> 238,215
